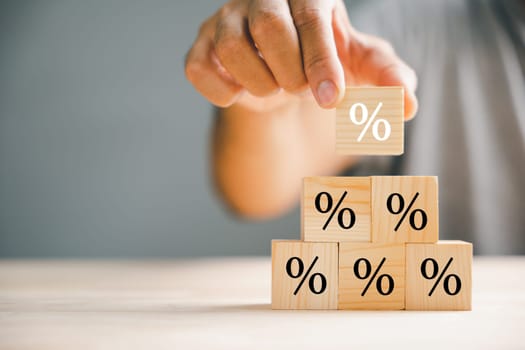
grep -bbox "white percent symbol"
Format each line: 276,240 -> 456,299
349,102 -> 391,142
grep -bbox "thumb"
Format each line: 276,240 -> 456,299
373,60 -> 418,120
339,33 -> 418,120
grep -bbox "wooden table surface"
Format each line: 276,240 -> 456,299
0,257 -> 523,349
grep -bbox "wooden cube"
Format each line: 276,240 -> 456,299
339,242 -> 405,310
406,241 -> 472,310
336,87 -> 404,155
371,176 -> 438,243
272,240 -> 338,310
302,177 -> 371,242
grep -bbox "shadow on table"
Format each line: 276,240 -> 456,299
199,303 -> 271,313
0,299 -> 273,314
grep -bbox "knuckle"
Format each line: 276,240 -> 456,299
217,3 -> 234,20
304,52 -> 332,77
214,31 -> 242,61
197,17 -> 213,36
213,6 -> 246,61
184,55 -> 203,84
293,7 -> 326,31
249,9 -> 286,38
197,22 -> 206,36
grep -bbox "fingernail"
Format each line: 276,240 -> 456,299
316,80 -> 337,107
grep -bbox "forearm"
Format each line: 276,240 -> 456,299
187,0 -> 418,219
212,93 -> 356,219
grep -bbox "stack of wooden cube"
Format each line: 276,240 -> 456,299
272,176 -> 472,310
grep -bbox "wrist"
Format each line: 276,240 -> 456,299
224,90 -> 308,116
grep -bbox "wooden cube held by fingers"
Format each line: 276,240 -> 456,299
336,87 -> 404,155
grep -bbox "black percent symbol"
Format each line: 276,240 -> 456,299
315,191 -> 356,230
421,257 -> 462,296
286,256 -> 327,295
386,192 -> 428,231
353,257 -> 394,296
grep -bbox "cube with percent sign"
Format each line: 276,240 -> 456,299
302,177 -> 371,242
272,240 -> 338,310
339,242 -> 405,310
406,241 -> 472,310
336,87 -> 404,155
371,176 -> 438,243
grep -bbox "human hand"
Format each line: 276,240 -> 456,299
185,0 -> 417,118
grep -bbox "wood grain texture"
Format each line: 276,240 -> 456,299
406,241 -> 472,310
371,176 -> 439,243
272,240 -> 338,310
302,177 -> 371,242
336,87 -> 404,155
339,243 -> 405,310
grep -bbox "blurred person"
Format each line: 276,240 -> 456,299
185,0 -> 525,254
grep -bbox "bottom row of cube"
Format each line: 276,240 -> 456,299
271,240 -> 472,310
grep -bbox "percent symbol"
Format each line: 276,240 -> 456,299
353,257 -> 394,296
386,192 -> 428,231
286,256 -> 327,295
421,257 -> 462,296
349,102 -> 391,142
315,191 -> 356,231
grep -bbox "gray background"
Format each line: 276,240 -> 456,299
0,1 -> 299,257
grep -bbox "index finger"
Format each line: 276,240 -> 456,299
289,0 -> 345,109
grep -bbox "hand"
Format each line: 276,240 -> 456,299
185,0 -> 418,118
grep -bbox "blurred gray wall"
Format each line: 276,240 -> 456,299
0,1 -> 299,257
